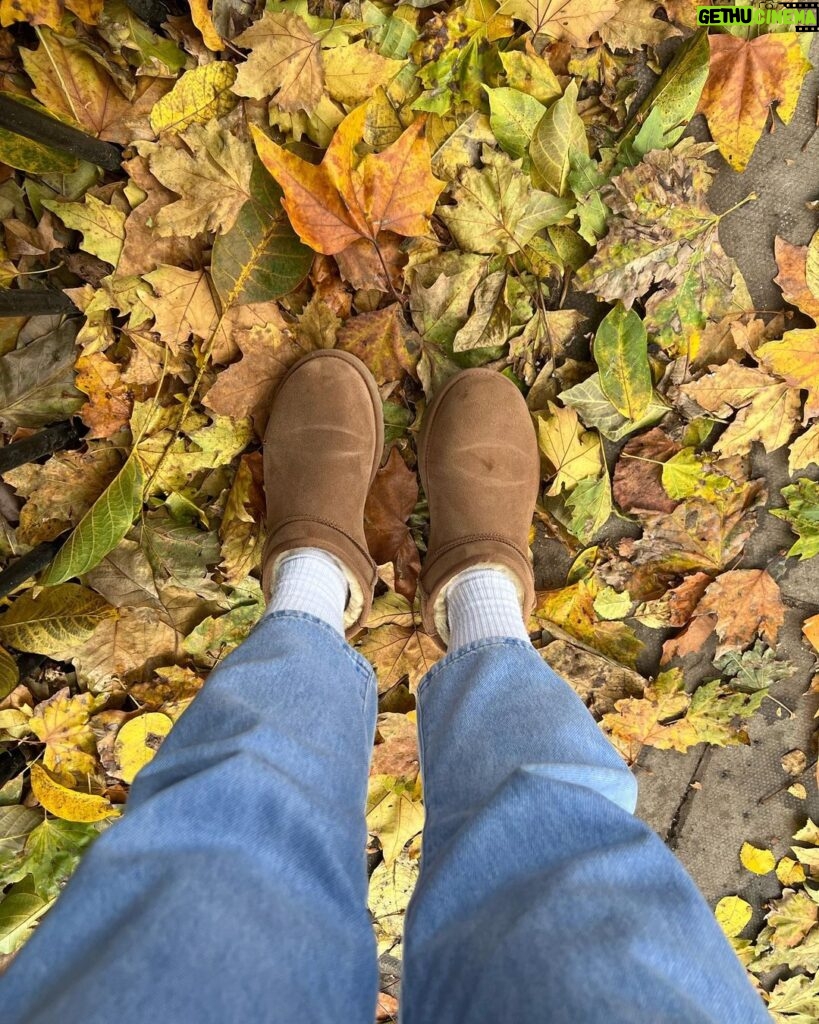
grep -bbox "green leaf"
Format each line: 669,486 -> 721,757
0,876 -> 52,955
20,818 -> 101,900
593,304 -> 653,420
614,29 -> 710,170
485,86 -> 546,161
42,458 -> 145,586
0,321 -> 84,432
561,372 -> 668,441
212,161 -> 313,305
566,474 -> 612,545
530,79 -> 588,197
0,584 -> 115,659
771,479 -> 819,560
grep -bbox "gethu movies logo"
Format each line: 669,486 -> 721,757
697,2 -> 819,29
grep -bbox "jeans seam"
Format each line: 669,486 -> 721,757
418,637 -> 535,696
255,610 -> 376,706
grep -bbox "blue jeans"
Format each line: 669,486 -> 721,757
2,613 -> 769,1022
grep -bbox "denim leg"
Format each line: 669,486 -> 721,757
1,612 -> 379,1024
402,639 -> 770,1024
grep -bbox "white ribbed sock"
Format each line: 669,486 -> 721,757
445,567 -> 530,651
265,547 -> 349,635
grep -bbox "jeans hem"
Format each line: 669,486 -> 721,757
256,609 -> 377,685
418,637 -> 536,696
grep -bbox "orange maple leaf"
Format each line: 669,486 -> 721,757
249,105 -> 445,257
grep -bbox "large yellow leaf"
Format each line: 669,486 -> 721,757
757,329 -> 819,423
0,584 -> 114,659
149,61 -> 237,135
357,623 -> 442,693
536,401 -> 603,495
28,688 -> 100,781
30,764 -> 118,823
698,34 -> 811,172
112,713 -> 173,784
367,774 -> 424,866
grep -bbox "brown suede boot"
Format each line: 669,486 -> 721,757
261,349 -> 384,636
419,369 -> 540,647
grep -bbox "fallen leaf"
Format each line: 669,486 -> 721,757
771,480 -> 819,561
681,361 -> 800,458
440,146 -> 570,255
112,713 -> 173,784
22,27 -> 169,142
768,890 -> 818,950
42,457 -> 145,586
232,10 -> 323,112
149,61 -> 238,135
740,842 -> 776,876
592,302 -> 653,421
29,688 -> 100,783
777,857 -> 807,887
498,0 -> 618,44
29,764 -> 117,823
537,401 -> 603,495
139,121 -> 253,237
251,105 -> 444,256
42,195 -> 125,267
338,305 -> 419,384
357,623 -> 442,693
715,895 -> 753,938
364,448 -> 420,603
698,34 -> 811,172
367,773 -> 424,866
0,584 -> 115,660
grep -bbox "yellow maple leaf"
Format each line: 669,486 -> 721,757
537,401 -> 603,496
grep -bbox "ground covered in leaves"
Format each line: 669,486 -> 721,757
0,0 -> 817,1017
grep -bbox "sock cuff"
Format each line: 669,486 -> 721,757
445,566 -> 531,652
